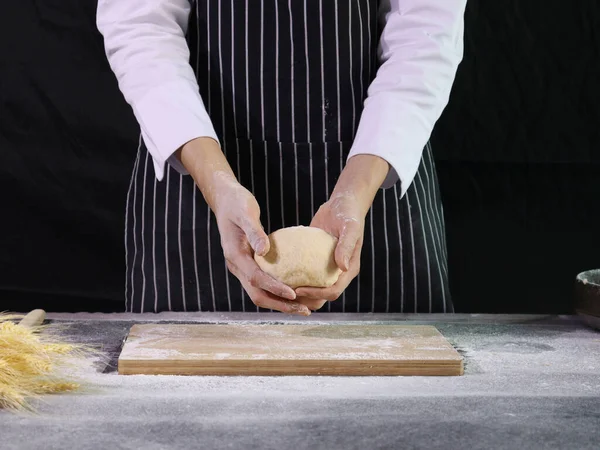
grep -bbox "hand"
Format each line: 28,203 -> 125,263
294,154 -> 389,307
215,177 -> 311,315
179,138 -> 311,316
294,193 -> 365,305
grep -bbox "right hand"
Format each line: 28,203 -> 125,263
212,174 -> 311,315
179,137 -> 310,315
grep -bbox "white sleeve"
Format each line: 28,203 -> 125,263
348,0 -> 467,196
97,0 -> 219,180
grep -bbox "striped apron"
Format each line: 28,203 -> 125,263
125,0 -> 452,314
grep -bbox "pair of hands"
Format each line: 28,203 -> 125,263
179,138 -> 388,316
216,181 -> 365,315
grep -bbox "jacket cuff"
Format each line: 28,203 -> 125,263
132,81 -> 219,180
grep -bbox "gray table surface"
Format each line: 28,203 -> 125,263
2,313 -> 600,450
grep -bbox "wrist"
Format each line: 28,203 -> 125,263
332,155 -> 389,215
178,137 -> 225,177
178,137 -> 237,211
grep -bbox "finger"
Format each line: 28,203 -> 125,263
295,269 -> 353,301
246,287 -> 311,316
296,244 -> 361,300
238,216 -> 270,256
295,283 -> 344,302
220,220 -> 251,258
335,221 -> 361,271
221,225 -> 296,301
233,252 -> 297,300
295,296 -> 327,311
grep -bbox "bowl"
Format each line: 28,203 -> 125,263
575,269 -> 600,330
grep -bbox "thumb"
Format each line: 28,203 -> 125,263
334,222 -> 360,271
239,216 -> 270,256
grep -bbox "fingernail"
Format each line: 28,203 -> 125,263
258,239 -> 270,256
254,242 -> 265,255
343,256 -> 350,270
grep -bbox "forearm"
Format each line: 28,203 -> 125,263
332,155 -> 389,216
178,138 -> 237,212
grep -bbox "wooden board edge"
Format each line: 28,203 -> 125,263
118,358 -> 464,376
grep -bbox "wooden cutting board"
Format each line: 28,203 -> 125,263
118,324 -> 463,376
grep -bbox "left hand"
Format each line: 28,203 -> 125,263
293,154 -> 390,311
294,192 -> 366,310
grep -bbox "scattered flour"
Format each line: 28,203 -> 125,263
35,314 -> 599,401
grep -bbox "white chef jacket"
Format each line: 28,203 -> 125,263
97,0 -> 466,196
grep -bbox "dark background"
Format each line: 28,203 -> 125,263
1,1 -> 599,313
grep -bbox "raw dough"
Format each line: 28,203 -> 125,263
254,226 -> 342,288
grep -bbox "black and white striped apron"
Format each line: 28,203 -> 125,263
125,0 -> 452,314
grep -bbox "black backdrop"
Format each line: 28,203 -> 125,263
1,1 -> 599,313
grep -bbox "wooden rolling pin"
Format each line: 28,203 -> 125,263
18,309 -> 46,328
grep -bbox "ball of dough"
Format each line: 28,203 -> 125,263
254,226 -> 342,288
